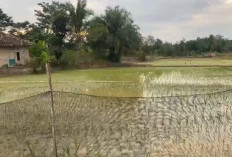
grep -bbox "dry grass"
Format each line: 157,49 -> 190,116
1,90 -> 232,156
153,138 -> 232,157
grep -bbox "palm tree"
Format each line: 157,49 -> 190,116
65,0 -> 93,44
91,6 -> 141,62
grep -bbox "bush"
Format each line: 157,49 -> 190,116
60,50 -> 77,66
1,64 -> 8,69
60,49 -> 95,67
138,51 -> 147,61
27,58 -> 46,73
28,41 -> 52,73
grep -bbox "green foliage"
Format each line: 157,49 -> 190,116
52,13 -> 68,44
88,6 -> 141,62
0,8 -> 13,31
60,50 -> 77,66
35,2 -> 69,60
8,21 -> 30,36
1,64 -> 8,69
41,51 -> 51,64
50,13 -> 69,60
88,22 -> 110,57
60,49 -> 95,67
0,8 -> 33,35
34,1 -> 93,60
35,2 -> 67,30
29,41 -> 51,73
65,0 -> 93,43
138,51 -> 147,61
22,24 -> 53,42
142,37 -> 163,55
29,41 -> 48,57
185,35 -> 227,53
142,35 -> 232,57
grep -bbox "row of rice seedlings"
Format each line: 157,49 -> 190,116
140,71 -> 232,97
140,71 -> 232,86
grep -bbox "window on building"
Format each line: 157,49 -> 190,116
17,52 -> 20,61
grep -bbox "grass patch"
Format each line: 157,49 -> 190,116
142,57 -> 232,66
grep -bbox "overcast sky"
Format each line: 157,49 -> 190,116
1,0 -> 232,42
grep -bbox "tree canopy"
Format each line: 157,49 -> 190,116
88,6 -> 141,62
142,35 -> 232,57
66,0 -> 93,44
0,8 -> 13,31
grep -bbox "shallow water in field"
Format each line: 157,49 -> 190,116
1,67 -> 232,103
2,80 -> 232,103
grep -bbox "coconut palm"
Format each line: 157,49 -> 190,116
88,6 -> 141,62
65,0 -> 93,44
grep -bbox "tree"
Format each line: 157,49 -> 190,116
65,0 -> 93,44
29,41 -> 50,72
146,36 -> 155,46
142,36 -> 163,55
8,21 -> 32,36
176,39 -> 187,56
154,39 -> 163,50
22,24 -> 53,42
88,6 -> 141,62
214,35 -> 225,52
105,6 -> 141,62
35,2 -> 66,30
159,42 -> 175,56
87,20 -> 110,57
51,13 -> 69,59
30,40 -> 48,57
0,8 -> 13,31
34,1 -> 93,59
35,2 -> 69,59
208,34 -> 216,51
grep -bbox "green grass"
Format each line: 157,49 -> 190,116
141,57 -> 232,66
0,67 -> 156,103
1,66 -> 232,103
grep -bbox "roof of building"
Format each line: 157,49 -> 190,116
0,32 -> 31,48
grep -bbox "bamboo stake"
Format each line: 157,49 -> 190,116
4,105 -> 6,129
46,63 -> 58,157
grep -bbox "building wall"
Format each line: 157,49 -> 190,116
0,47 -> 30,67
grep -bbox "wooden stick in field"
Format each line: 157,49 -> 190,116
46,63 -> 58,157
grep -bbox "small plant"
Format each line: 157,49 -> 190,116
29,41 -> 55,73
63,147 -> 72,157
1,64 -> 8,69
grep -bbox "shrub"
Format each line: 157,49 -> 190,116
1,64 -> 8,69
138,51 -> 147,61
60,50 -> 77,66
60,49 -> 95,67
29,41 -> 50,73
27,58 -> 45,73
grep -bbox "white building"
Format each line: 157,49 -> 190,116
0,32 -> 31,67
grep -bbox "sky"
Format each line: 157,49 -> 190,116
0,0 -> 232,42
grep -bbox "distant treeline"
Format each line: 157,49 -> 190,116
142,35 -> 232,57
1,0 -> 232,66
